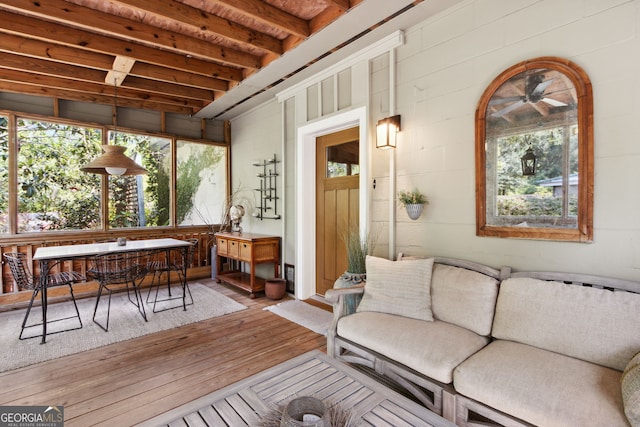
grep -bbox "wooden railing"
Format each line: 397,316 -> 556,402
0,226 -> 214,300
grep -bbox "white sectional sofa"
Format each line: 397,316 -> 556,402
325,255 -> 640,427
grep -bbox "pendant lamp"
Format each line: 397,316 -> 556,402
81,145 -> 148,176
81,80 -> 147,176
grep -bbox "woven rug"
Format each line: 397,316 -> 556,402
264,300 -> 333,335
0,283 -> 246,373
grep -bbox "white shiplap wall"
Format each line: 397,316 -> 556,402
388,0 -> 640,279
231,0 -> 640,290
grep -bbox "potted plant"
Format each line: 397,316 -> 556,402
333,224 -> 377,314
398,188 -> 428,220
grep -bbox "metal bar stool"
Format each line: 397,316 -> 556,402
146,238 -> 198,313
3,252 -> 85,341
88,250 -> 150,332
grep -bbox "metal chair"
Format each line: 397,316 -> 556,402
3,252 -> 85,340
88,250 -> 151,332
146,238 -> 198,313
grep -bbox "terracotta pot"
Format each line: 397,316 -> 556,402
265,278 -> 287,300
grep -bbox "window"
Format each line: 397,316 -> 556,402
108,131 -> 170,228
17,118 -> 102,232
0,114 -> 228,235
476,57 -> 593,242
176,140 -> 227,226
326,141 -> 360,178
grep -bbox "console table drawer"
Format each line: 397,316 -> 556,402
227,240 -> 240,258
239,242 -> 252,261
217,238 -> 228,255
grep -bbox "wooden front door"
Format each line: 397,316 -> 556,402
315,127 -> 360,296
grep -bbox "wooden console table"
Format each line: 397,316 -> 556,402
214,232 -> 280,298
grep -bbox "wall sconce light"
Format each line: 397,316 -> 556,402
521,145 -> 537,176
376,115 -> 401,149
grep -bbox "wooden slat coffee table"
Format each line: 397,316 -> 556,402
137,350 -> 454,426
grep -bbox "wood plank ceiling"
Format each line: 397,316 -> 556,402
0,0 -> 370,117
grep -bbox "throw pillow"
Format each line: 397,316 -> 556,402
622,351 -> 640,426
356,255 -> 434,321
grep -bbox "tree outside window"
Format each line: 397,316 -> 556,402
3,116 -> 228,234
17,118 -> 102,232
490,126 -> 578,227
108,131 -> 170,228
176,140 -> 227,226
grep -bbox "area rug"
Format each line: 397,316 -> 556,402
264,300 -> 333,335
0,283 -> 247,373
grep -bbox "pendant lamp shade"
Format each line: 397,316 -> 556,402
81,145 -> 147,176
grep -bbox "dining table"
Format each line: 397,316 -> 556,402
33,238 -> 192,344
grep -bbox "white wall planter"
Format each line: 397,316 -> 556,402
405,203 -> 424,220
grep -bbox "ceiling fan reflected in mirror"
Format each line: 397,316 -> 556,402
490,73 -> 568,118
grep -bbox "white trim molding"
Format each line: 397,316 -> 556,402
277,31 -> 405,103
295,107 -> 369,299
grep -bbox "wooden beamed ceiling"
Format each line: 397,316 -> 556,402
0,0 -> 361,115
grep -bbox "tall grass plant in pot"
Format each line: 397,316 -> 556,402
333,225 -> 377,314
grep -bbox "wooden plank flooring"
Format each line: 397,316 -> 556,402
0,279 -> 328,426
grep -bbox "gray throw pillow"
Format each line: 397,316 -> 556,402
622,352 -> 640,426
356,255 -> 434,321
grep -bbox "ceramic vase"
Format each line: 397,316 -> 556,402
333,272 -> 366,315
280,396 -> 329,427
405,203 -> 424,220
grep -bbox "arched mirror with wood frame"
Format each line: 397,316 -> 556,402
476,57 -> 593,242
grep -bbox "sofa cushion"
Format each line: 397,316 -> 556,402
430,264 -> 499,336
622,352 -> 640,426
356,256 -> 434,321
492,277 -> 640,371
454,340 -> 628,427
338,311 -> 489,384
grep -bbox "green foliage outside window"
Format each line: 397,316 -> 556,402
17,119 -> 102,231
107,131 -> 170,228
176,141 -> 226,225
495,127 -> 578,218
3,116 -> 227,234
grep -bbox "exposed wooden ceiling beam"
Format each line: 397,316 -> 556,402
0,0 -> 261,70
212,0 -> 311,38
0,51 -> 215,104
0,80 -> 196,114
0,68 -> 207,109
0,0 -> 399,117
0,10 -> 244,82
0,32 -> 229,92
111,0 -> 284,55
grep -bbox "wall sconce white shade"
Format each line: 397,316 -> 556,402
81,145 -> 147,176
376,115 -> 401,149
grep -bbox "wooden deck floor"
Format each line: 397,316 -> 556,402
0,279 -> 328,426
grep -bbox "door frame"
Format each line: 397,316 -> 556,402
295,106 -> 369,299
